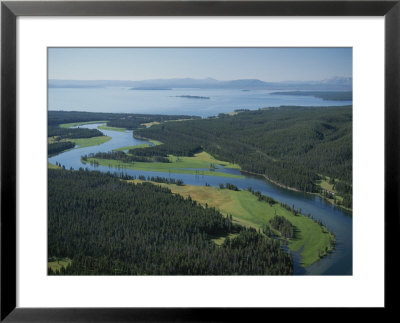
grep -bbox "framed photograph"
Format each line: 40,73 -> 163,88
1,0 -> 398,320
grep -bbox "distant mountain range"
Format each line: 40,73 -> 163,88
48,76 -> 352,91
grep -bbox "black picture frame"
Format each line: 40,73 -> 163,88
1,0 -> 399,321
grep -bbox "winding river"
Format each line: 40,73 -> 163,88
49,123 -> 352,275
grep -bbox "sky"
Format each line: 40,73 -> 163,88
48,48 -> 352,82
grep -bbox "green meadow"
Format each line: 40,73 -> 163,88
72,136 -> 111,148
86,151 -> 243,179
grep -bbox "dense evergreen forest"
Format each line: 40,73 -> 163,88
133,106 -> 352,207
48,169 -> 293,275
82,151 -> 170,164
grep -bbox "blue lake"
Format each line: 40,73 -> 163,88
48,87 -> 352,117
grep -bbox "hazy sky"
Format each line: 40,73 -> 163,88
48,48 -> 352,82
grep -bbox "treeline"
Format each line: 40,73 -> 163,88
143,176 -> 184,186
134,106 -> 352,203
82,151 -> 170,164
48,169 -> 293,275
270,91 -> 352,101
129,141 -> 202,157
48,141 -> 75,155
48,110 -> 123,126
48,110 -> 200,129
48,126 -> 103,139
49,111 -> 182,127
106,115 -> 200,130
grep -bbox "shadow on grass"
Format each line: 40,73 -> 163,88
292,225 -> 301,241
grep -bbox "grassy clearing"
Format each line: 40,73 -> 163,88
48,257 -> 72,272
59,120 -> 107,128
98,124 -> 127,132
113,144 -> 152,151
316,176 -> 335,191
86,151 -> 243,179
141,121 -> 160,127
165,118 -> 196,123
210,233 -> 239,246
129,180 -> 333,267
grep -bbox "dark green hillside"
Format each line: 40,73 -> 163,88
48,169 -> 293,275
134,106 -> 352,206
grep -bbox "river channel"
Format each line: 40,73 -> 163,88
48,123 -> 352,275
